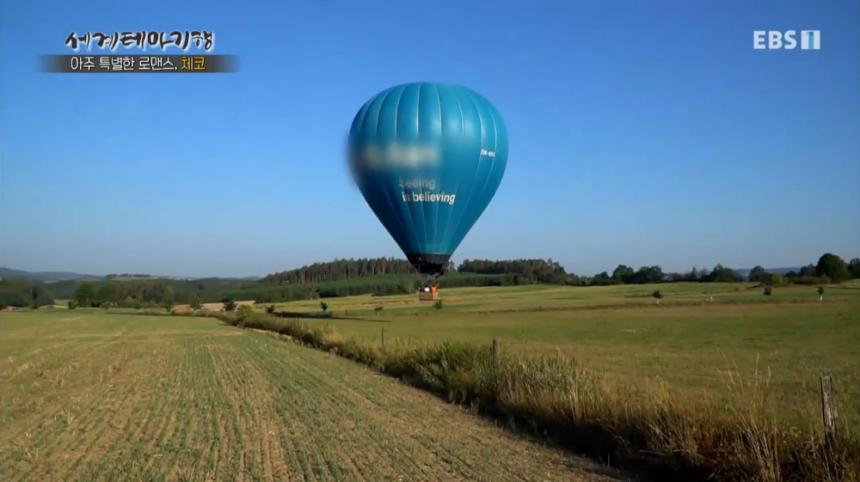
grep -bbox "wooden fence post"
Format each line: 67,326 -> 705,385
820,374 -> 837,442
492,338 -> 500,368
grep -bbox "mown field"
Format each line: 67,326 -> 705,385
0,311 -> 621,481
275,281 -> 860,434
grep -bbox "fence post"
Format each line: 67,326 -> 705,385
820,374 -> 837,442
381,327 -> 385,349
492,338 -> 501,368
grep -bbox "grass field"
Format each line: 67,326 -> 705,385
275,281 -> 860,434
0,311 -> 621,481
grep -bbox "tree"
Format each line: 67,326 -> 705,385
652,290 -> 663,304
799,264 -> 817,277
707,264 -> 742,283
68,300 -> 78,310
817,286 -> 824,301
320,301 -> 328,312
815,253 -> 850,282
849,258 -> 860,279
96,283 -> 118,305
222,298 -> 237,311
748,266 -> 782,285
0,285 -> 26,308
763,285 -> 772,296
75,282 -> 97,307
671,267 -> 704,282
628,266 -> 664,284
689,267 -> 700,281
612,265 -> 634,283
190,297 -> 202,310
590,272 -> 612,286
30,284 -> 53,308
748,266 -> 767,283
766,273 -> 784,286
565,273 -> 585,285
144,282 -> 173,304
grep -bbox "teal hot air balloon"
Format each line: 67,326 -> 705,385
348,82 -> 508,276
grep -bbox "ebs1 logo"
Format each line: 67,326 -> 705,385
753,30 -> 821,50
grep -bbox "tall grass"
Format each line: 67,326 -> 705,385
212,309 -> 859,481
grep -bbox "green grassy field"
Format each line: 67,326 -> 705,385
4,282 -> 857,479
0,311 -> 620,481
275,281 -> 860,434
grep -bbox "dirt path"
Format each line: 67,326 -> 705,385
0,311 -> 625,481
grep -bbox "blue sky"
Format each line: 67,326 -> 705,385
1,0 -> 858,277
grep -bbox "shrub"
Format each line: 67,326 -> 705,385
236,305 -> 255,328
434,299 -> 444,310
222,298 -> 237,311
67,300 -> 78,310
763,286 -> 772,296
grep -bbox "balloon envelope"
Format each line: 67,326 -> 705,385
348,82 -> 508,274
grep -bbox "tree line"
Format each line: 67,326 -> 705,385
61,277 -> 256,309
582,253 -> 859,286
261,258 -> 419,285
1,252 -> 858,309
0,279 -> 53,308
456,259 -> 568,284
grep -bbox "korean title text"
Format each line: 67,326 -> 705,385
65,31 -> 214,52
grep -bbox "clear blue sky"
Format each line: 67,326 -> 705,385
1,0 -> 858,277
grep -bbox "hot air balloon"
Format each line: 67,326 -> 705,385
348,82 -> 507,296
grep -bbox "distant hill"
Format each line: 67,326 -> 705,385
0,267 -> 260,283
0,267 -> 100,282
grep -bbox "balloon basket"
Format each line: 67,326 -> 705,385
418,290 -> 439,302
418,277 -> 440,301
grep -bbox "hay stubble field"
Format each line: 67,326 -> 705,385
0,312 -> 620,481
2,280 -> 859,480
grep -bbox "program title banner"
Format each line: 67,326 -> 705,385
42,30 -> 237,73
